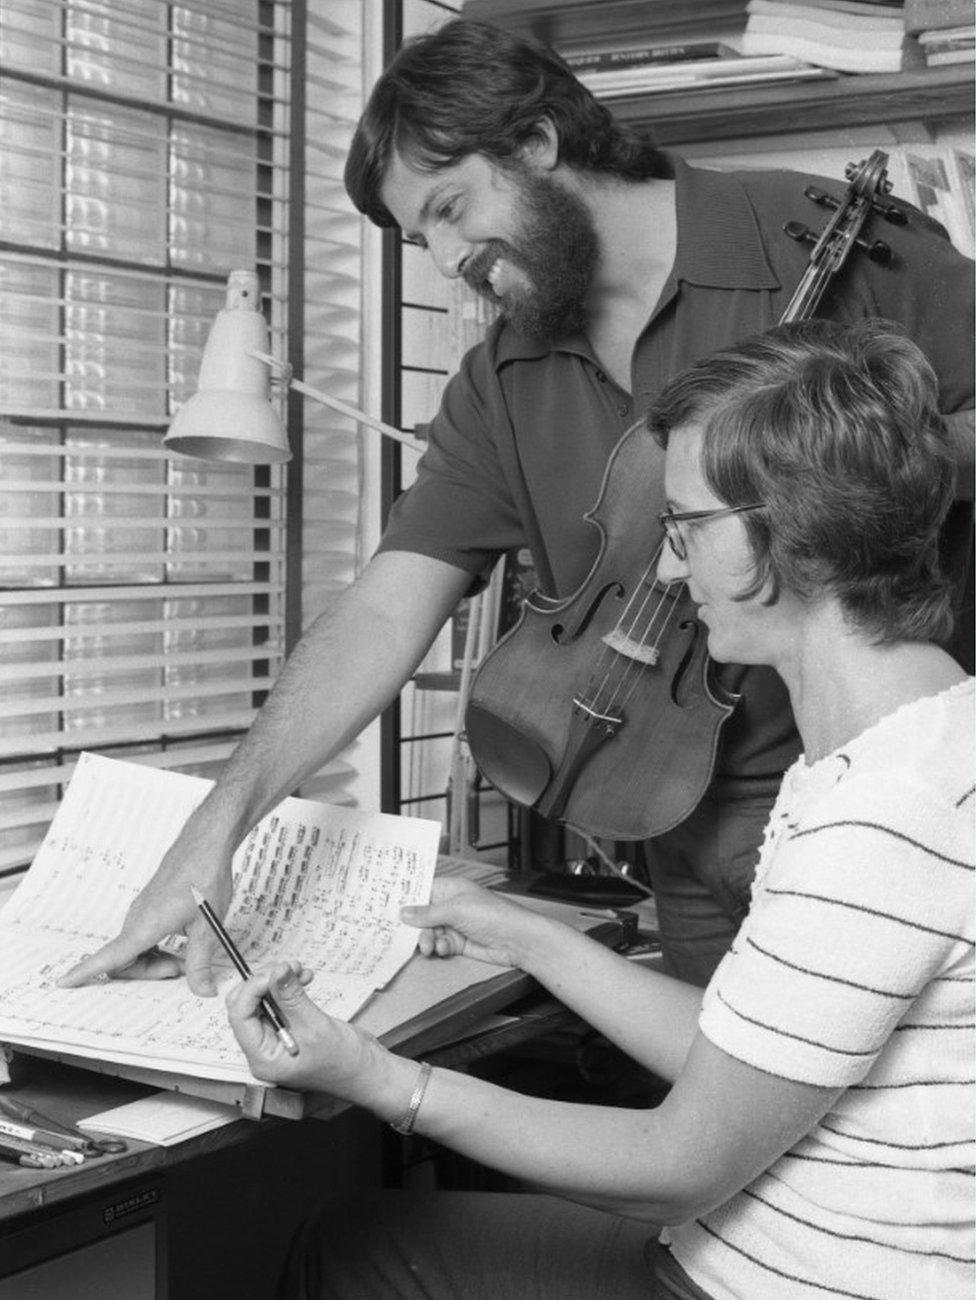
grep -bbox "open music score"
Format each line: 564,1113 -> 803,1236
0,754 -> 440,1086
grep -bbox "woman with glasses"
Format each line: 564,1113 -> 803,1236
226,319 -> 973,1300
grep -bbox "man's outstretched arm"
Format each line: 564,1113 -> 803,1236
60,550 -> 473,992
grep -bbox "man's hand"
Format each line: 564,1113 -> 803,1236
58,824 -> 233,995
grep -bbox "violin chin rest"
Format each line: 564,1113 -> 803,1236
525,872 -> 647,906
465,701 -> 553,808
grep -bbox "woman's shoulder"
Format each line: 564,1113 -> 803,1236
769,679 -> 974,901
789,677 -> 973,799
839,677 -> 972,800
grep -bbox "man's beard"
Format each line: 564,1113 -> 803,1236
462,169 -> 598,342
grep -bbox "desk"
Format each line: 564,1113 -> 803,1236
0,1055 -> 380,1299
0,903 -> 639,1297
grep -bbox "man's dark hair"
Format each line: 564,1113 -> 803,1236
344,18 -> 666,227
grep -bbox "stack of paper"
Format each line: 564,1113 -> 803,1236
741,0 -> 910,72
917,26 -> 975,66
577,50 -> 833,96
79,1092 -> 240,1146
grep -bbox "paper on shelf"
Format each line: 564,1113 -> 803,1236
79,1091 -> 240,1146
0,754 -> 440,1084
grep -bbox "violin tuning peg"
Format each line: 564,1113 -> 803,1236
855,236 -> 892,265
784,220 -> 817,245
874,199 -> 908,227
804,185 -> 838,210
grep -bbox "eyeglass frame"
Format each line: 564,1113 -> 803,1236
659,502 -> 766,561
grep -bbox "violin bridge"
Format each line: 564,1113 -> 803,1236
600,628 -> 660,666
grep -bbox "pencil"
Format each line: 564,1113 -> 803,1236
0,1133 -> 65,1169
189,885 -> 299,1056
0,1118 -> 85,1162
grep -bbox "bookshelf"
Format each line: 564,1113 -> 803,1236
462,0 -> 750,50
607,66 -> 975,145
460,0 -> 974,144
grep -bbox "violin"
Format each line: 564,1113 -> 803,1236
464,150 -> 906,841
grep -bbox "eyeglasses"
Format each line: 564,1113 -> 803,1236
659,503 -> 766,561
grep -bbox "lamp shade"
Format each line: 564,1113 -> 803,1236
164,270 -> 291,464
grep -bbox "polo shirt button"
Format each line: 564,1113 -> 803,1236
596,370 -> 607,382
617,403 -> 630,416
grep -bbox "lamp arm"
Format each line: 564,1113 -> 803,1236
250,351 -> 426,454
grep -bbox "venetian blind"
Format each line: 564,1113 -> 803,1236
0,0 -> 293,879
296,0 -> 371,806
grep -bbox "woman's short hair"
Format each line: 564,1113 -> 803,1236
646,318 -> 957,644
344,19 -> 666,227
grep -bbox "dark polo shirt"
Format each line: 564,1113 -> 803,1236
379,154 -> 974,786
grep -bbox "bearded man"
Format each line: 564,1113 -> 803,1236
65,19 -> 974,994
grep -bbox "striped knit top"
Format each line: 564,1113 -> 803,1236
666,677 -> 975,1300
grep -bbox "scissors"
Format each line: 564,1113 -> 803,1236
0,1094 -> 128,1156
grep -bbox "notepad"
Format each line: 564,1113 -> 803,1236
79,1092 -> 240,1146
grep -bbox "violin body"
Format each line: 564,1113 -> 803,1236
465,420 -> 736,840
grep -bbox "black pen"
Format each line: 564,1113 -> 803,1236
190,885 -> 299,1056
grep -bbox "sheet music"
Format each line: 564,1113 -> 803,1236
0,753 -> 440,1084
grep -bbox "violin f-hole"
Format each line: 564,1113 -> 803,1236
552,581 -> 626,644
669,619 -> 703,706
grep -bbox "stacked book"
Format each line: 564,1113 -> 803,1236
915,28 -> 975,65
904,0 -> 974,66
741,0 -> 911,73
565,39 -> 835,97
461,0 -> 750,49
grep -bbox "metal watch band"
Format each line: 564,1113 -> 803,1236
389,1060 -> 433,1136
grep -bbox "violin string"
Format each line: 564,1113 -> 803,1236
613,587 -> 680,717
600,580 -> 677,713
583,548 -> 666,709
607,579 -> 684,715
576,414 -> 672,714
587,556 -> 674,709
585,540 -> 684,714
575,405 -> 698,716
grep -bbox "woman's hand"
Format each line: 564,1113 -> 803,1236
225,960 -> 386,1098
401,877 -> 550,969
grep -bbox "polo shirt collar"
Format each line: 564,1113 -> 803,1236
494,150 -> 780,367
669,153 -> 780,291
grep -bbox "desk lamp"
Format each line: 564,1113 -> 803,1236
163,269 -> 424,463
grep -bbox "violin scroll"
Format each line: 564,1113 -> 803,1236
780,148 -> 897,323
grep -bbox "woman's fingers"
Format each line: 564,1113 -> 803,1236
226,959 -> 307,1020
